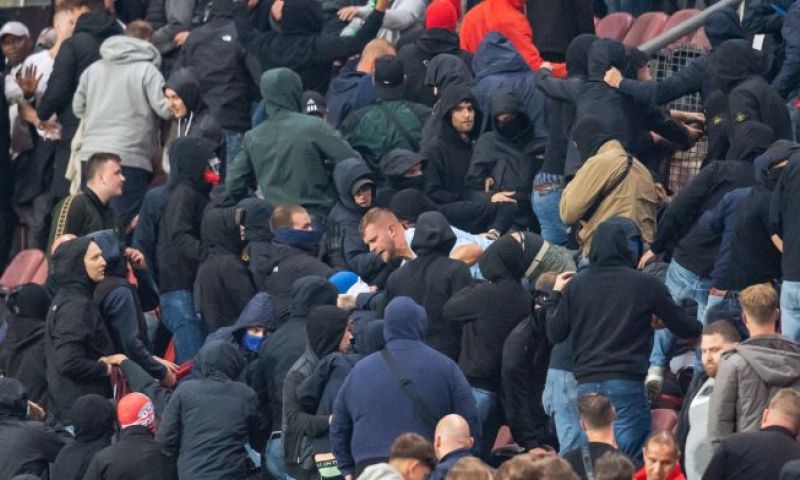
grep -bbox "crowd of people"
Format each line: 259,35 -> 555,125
1,0 -> 800,478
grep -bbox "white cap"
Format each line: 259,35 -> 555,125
0,22 -> 30,39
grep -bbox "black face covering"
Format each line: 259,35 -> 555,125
495,112 -> 532,141
394,175 -> 425,191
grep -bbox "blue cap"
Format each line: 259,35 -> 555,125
329,271 -> 359,294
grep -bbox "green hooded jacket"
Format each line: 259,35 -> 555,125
226,68 -> 358,217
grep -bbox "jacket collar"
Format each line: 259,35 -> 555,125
84,187 -> 109,210
595,139 -> 626,156
762,425 -> 797,438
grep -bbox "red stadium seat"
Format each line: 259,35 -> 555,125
31,260 -> 48,286
664,9 -> 702,51
651,408 -> 679,433
596,12 -> 635,41
622,12 -> 670,47
0,249 -> 46,291
691,27 -> 712,51
594,16 -> 600,28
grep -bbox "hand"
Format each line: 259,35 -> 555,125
27,401 -> 46,421
654,183 -> 669,203
540,62 -> 553,71
484,177 -> 495,192
16,64 -> 41,99
553,271 -> 576,292
604,67 -> 623,89
650,131 -> 667,146
651,315 -> 666,330
99,354 -> 129,367
338,6 -> 361,20
481,229 -> 500,241
374,0 -> 389,12
247,0 -> 260,8
125,247 -> 146,269
670,110 -> 705,126
490,191 -> 517,203
638,249 -> 658,270
18,102 -> 39,126
685,124 -> 704,143
161,368 -> 177,388
173,31 -> 190,47
154,356 -> 179,373
709,287 -> 727,298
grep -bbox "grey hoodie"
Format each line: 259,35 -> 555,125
358,463 -> 405,480
709,334 -> 800,442
73,35 -> 173,172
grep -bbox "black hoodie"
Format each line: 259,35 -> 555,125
0,378 -> 66,479
398,29 -> 473,106
254,277 -> 339,430
770,147 -> 800,281
547,218 -> 701,383
443,235 -> 530,391
156,341 -> 262,480
0,284 -> 50,405
45,237 -> 114,424
51,394 -> 115,480
164,67 -> 224,144
381,211 -> 473,360
194,206 -> 255,335
157,137 -> 218,293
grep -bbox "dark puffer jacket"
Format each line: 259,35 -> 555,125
51,394 -> 116,480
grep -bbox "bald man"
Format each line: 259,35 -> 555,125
430,414 -> 476,480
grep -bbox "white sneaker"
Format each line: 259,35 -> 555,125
645,366 -> 664,401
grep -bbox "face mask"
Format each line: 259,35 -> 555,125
273,228 -> 321,253
495,113 -> 531,141
394,175 -> 425,191
241,332 -> 265,353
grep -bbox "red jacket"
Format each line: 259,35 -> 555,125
633,463 -> 686,480
459,0 -> 568,77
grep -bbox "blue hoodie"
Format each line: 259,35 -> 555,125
330,297 -> 479,475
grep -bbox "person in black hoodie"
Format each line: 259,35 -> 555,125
325,158 -> 390,286
36,0 -> 121,198
156,136 -> 218,364
0,377 -> 66,479
251,204 -> 334,323
51,393 -> 116,480
0,283 -> 50,406
89,229 -> 174,386
546,217 -> 702,461
468,88 -> 544,229
238,196 -> 274,258
397,0 -> 472,106
283,305 -> 352,479
233,0 -> 388,94
443,234 -> 530,458
422,86 -> 515,236
174,0 -> 254,164
163,66 -> 224,147
45,235 -> 115,425
156,340 -> 263,480
380,211 -> 473,360
194,205 -> 256,334
253,276 -> 339,479
375,148 -> 426,207
639,121 -> 772,395
420,53 -> 473,148
710,39 -> 793,142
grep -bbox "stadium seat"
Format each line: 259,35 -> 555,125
651,408 -> 679,433
664,9 -> 702,51
31,260 -> 48,286
622,12 -> 670,47
691,27 -> 712,51
0,249 -> 46,291
596,12 -> 635,41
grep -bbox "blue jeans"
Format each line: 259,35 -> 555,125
781,281 -> 800,342
650,261 -> 711,368
472,387 -> 501,460
109,166 -> 151,230
264,435 -> 294,480
532,188 -> 568,246
542,369 -> 585,454
159,290 -> 204,364
223,129 -> 244,168
577,380 -> 650,463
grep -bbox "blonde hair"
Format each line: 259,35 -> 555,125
739,283 -> 779,326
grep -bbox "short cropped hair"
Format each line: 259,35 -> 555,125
359,208 -> 399,236
495,455 -> 542,480
269,204 -> 307,231
578,393 -> 615,430
594,452 -> 635,480
445,457 -> 493,480
389,433 -> 437,471
644,431 -> 679,458
533,457 -> 578,480
769,388 -> 800,424
739,283 -> 779,326
125,20 -> 153,41
703,319 -> 741,344
85,153 -> 121,181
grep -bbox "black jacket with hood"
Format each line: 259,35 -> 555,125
326,158 -> 388,283
156,341 -> 262,480
45,236 -> 115,424
398,28 -> 473,106
233,0 -> 385,93
239,196 -> 274,263
546,218 -> 702,383
282,305 -> 349,478
650,121 -> 769,277
163,67 -> 224,143
443,235 -> 530,391
0,378 -> 67,479
51,394 -> 116,480
381,211 -> 473,360
195,205 -> 256,334
0,284 -> 50,405
84,425 -> 178,480
157,137 -> 217,293
175,2 -> 254,132
253,277 -> 339,432
770,145 -> 800,281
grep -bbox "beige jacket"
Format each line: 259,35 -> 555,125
560,140 -> 657,254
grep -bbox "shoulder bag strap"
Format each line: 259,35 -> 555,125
582,444 -> 595,480
380,348 -> 438,426
581,153 -> 635,223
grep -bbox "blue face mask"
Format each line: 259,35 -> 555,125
241,333 -> 265,353
273,228 -> 321,252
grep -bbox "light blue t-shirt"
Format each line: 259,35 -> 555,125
404,226 -> 493,279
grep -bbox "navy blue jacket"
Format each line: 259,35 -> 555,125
702,187 -> 751,290
429,448 -> 474,480
330,297 -> 480,476
326,67 -> 376,129
773,0 -> 800,98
